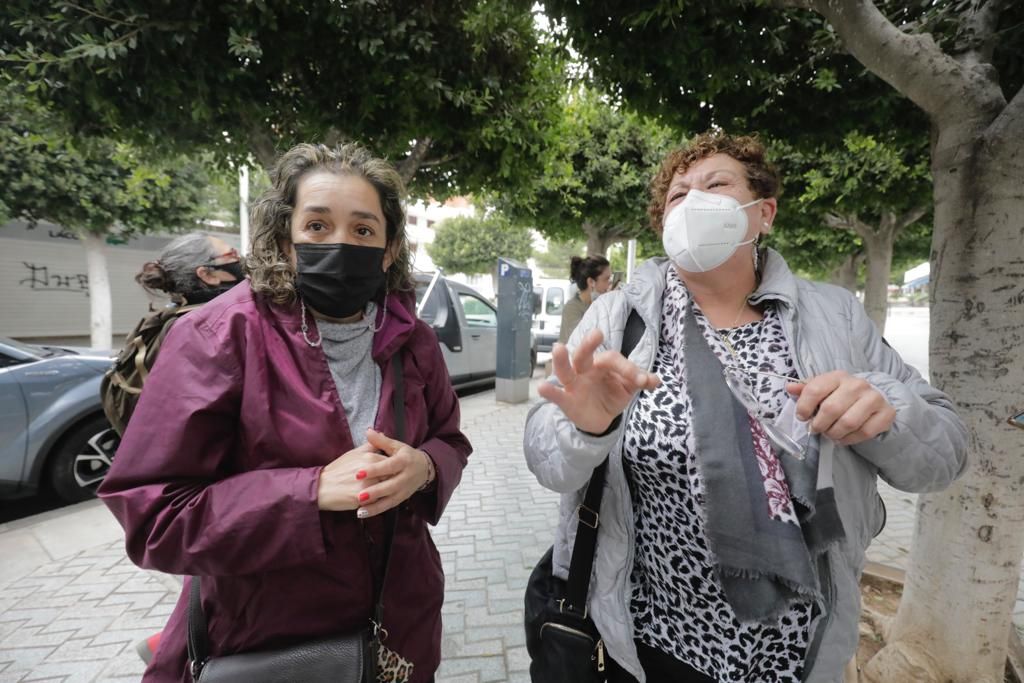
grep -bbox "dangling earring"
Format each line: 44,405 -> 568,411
752,238 -> 760,273
373,279 -> 389,333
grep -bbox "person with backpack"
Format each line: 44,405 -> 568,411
98,143 -> 471,683
101,232 -> 245,663
102,232 -> 245,436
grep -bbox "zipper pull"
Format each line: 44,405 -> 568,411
596,639 -> 605,672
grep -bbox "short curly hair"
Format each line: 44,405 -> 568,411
246,143 -> 413,304
647,131 -> 781,233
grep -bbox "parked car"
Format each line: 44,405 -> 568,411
0,337 -> 118,503
531,278 -> 571,352
415,274 -> 537,389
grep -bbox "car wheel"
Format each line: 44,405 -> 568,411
47,415 -> 120,503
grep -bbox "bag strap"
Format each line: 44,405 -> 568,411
372,351 -> 404,635
137,304 -> 200,384
187,351 -> 407,673
564,308 -> 643,613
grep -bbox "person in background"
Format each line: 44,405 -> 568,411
558,255 -> 612,344
122,232 -> 245,664
100,142 -> 471,683
136,232 -> 244,305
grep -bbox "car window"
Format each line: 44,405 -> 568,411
459,293 -> 497,328
545,287 -> 565,316
415,280 -> 441,325
0,352 -> 25,369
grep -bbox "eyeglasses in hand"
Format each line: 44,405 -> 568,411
721,364 -> 808,460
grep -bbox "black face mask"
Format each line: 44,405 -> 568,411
187,261 -> 245,304
212,261 -> 245,281
294,242 -> 386,319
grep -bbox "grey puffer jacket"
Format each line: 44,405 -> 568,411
523,253 -> 968,683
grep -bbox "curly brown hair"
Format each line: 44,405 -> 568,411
246,143 -> 413,304
647,131 -> 781,233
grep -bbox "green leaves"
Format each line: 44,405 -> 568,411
427,212 -> 533,276
497,87 -> 677,250
0,85 -> 209,239
2,0 -> 565,202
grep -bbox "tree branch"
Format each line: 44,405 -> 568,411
986,84 -> 1024,143
894,205 -> 929,238
322,127 -> 346,147
805,0 -> 997,122
396,137 -> 432,186
960,0 -> 1011,66
247,127 -> 278,169
824,212 -> 854,231
419,152 -> 460,169
851,213 -> 877,240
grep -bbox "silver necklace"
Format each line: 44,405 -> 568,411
300,300 -> 322,347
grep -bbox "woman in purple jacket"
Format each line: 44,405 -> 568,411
99,143 -> 472,683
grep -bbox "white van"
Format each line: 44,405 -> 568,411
531,278 -> 575,352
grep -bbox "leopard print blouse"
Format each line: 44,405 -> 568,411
622,268 -> 813,682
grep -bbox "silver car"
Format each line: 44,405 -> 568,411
0,338 -> 119,502
415,275 -> 536,390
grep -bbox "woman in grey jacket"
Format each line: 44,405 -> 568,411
523,131 -> 967,683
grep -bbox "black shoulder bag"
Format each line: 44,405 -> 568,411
186,352 -> 408,683
524,310 -> 644,683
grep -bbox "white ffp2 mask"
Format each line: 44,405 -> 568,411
662,189 -> 762,272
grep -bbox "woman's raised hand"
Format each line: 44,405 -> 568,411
539,329 -> 660,434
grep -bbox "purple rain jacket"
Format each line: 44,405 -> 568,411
99,282 -> 472,683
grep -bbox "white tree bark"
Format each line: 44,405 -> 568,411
786,1 -> 1024,680
81,232 -> 112,351
860,229 -> 893,335
863,110 -> 1024,683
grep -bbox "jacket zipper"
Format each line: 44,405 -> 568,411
539,622 -> 593,641
778,301 -> 836,681
614,300 -> 657,681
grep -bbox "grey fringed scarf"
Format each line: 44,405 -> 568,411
684,299 -> 845,623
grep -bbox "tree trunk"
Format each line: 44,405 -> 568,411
81,232 -> 112,350
583,223 -> 614,257
863,119 -> 1024,682
829,251 -> 863,293
861,230 -> 894,335
396,137 -> 432,186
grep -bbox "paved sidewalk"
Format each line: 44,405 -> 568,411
1,381 -> 1021,682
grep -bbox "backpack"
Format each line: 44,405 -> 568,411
101,304 -> 200,435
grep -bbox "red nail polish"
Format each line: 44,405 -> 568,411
358,492 -> 370,502
356,470 -> 367,480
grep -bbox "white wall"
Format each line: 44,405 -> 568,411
0,219 -> 239,342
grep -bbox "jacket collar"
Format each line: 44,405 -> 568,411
370,289 -> 417,362
750,248 -> 799,308
621,248 -> 799,319
266,287 -> 418,363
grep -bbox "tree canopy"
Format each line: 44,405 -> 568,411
544,0 -> 1021,143
498,88 -> 676,256
768,132 -> 931,279
427,212 -> 533,277
0,0 -> 565,198
0,86 -> 208,238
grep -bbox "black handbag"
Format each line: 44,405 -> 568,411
186,353 -> 409,683
524,310 -> 643,683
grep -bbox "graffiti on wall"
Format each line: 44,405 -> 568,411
47,227 -> 78,241
19,262 -> 90,296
